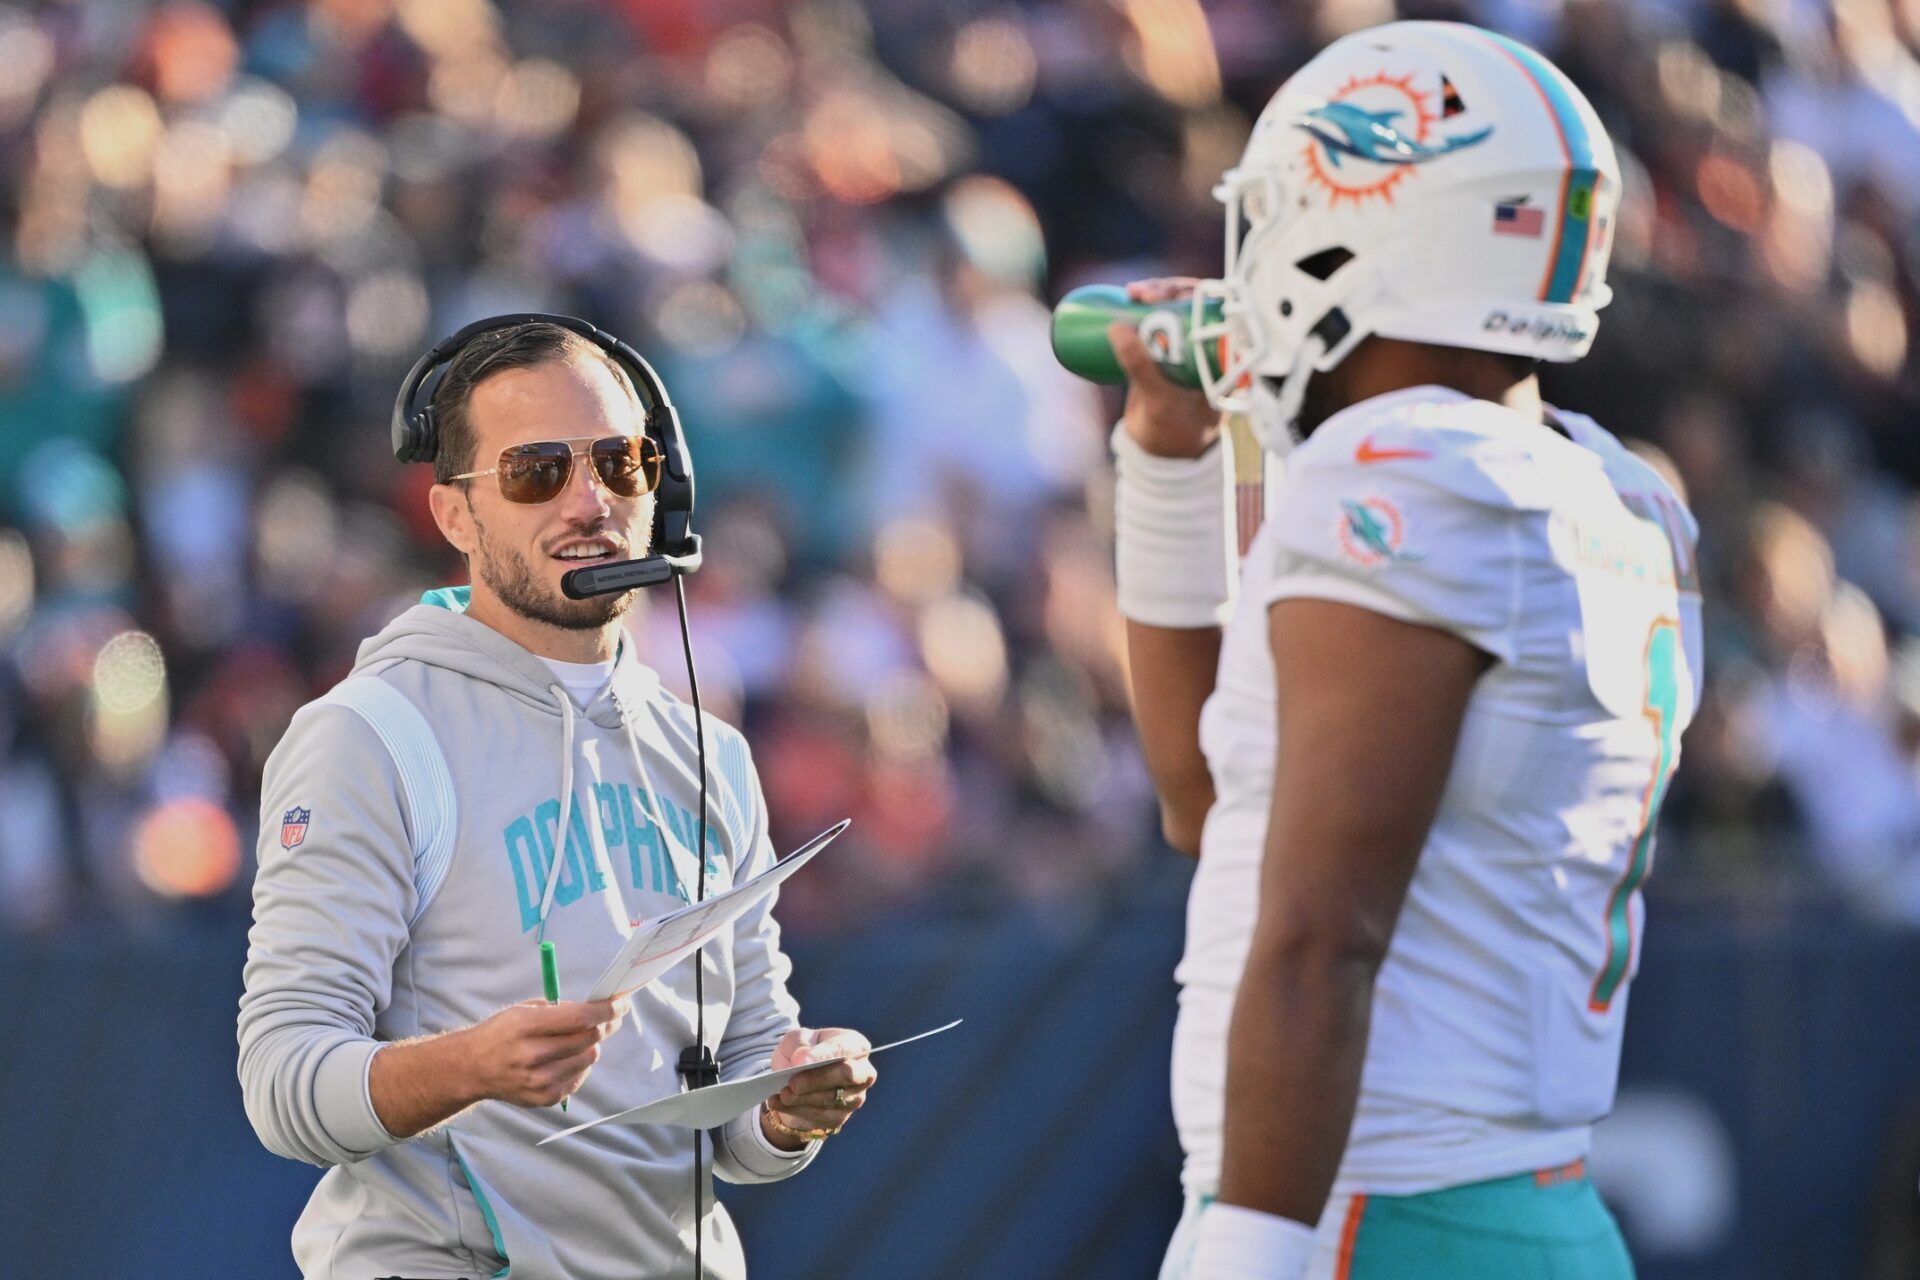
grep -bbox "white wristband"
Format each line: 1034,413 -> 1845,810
1188,1203 -> 1317,1280
1112,423 -> 1236,628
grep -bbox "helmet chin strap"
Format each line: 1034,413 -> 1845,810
1249,332 -> 1328,458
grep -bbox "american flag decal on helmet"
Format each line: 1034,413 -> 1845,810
281,806 -> 311,849
1493,197 -> 1545,238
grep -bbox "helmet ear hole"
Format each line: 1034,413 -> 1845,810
1279,300 -> 1294,317
1310,307 -> 1353,351
1295,247 -> 1355,281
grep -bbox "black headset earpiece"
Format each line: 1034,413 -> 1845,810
392,312 -> 701,591
389,335 -> 457,463
594,329 -> 699,568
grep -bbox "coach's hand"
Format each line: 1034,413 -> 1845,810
1110,277 -> 1222,460
760,1027 -> 876,1150
466,998 -> 628,1108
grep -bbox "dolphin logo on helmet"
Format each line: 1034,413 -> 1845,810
1297,102 -> 1493,169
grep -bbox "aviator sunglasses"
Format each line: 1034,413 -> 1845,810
451,435 -> 662,505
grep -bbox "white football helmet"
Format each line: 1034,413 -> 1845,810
1191,21 -> 1622,451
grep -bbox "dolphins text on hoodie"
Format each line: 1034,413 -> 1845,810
237,595 -> 819,1280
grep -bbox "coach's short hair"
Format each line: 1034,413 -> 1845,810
431,321 -> 641,485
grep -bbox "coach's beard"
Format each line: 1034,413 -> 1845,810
473,520 -> 641,631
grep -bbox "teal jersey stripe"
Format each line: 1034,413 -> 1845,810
1480,31 -> 1599,304
1591,621 -> 1680,1010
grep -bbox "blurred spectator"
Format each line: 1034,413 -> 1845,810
10,0 -> 1920,939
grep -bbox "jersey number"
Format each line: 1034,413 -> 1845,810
1589,618 -> 1680,1013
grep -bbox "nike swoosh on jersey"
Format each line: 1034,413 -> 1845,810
1355,436 -> 1435,464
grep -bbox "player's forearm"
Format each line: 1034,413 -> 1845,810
368,1029 -> 487,1139
1124,619 -> 1220,855
1111,417 -> 1234,857
1216,933 -> 1379,1225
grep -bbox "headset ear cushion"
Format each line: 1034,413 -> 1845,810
406,407 -> 437,463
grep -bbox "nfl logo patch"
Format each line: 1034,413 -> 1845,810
281,806 -> 312,849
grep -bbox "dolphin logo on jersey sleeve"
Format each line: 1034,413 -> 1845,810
1339,497 -> 1426,566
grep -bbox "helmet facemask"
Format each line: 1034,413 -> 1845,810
1192,159 -> 1378,454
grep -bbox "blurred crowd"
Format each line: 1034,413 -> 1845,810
7,0 -> 1920,938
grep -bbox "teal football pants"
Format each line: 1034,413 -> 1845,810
1161,1162 -> 1635,1279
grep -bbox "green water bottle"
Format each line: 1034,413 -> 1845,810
1050,284 -> 1224,389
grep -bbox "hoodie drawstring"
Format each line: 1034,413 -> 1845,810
625,713 -> 704,897
536,683 -> 728,940
535,689 -> 579,942
539,687 -> 703,941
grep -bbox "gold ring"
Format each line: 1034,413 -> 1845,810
834,1087 -> 847,1108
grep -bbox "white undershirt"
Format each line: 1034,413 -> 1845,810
539,655 -> 618,708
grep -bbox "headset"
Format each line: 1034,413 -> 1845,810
394,313 -> 722,1279
391,311 -> 703,595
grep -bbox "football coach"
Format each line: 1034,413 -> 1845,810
238,316 -> 877,1279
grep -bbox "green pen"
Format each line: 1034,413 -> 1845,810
540,941 -> 566,1111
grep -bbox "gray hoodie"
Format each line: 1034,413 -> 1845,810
238,594 -> 818,1280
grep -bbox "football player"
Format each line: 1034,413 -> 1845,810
1107,21 -> 1701,1279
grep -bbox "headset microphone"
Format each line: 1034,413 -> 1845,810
559,526 -> 702,599
560,555 -> 677,598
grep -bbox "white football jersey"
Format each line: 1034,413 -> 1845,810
1173,386 -> 1702,1198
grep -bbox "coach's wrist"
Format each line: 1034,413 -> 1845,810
367,1028 -> 493,1140
759,1102 -> 819,1152
444,1025 -> 500,1106
1189,1202 -> 1315,1280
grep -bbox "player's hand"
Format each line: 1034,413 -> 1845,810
761,1027 -> 876,1149
1111,277 -> 1222,460
464,997 -> 629,1108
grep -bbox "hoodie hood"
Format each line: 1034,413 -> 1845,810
352,587 -> 661,731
